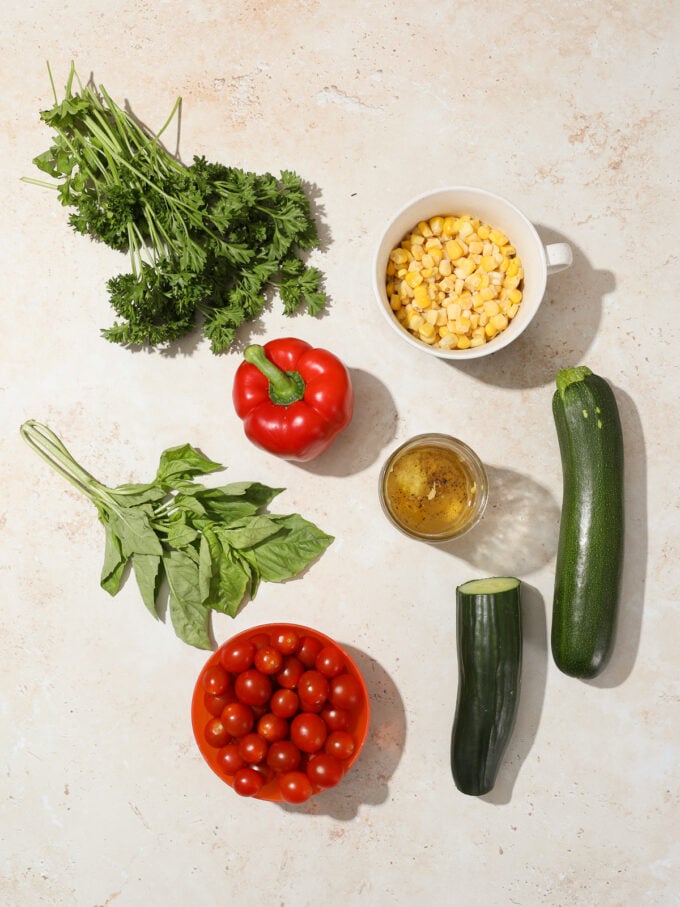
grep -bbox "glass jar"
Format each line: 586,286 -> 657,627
379,433 -> 488,542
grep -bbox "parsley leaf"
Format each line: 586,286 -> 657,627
24,63 -> 329,353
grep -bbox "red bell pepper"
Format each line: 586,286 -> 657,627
232,337 -> 353,461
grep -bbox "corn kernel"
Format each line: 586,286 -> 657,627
445,240 -> 464,261
411,244 -> 424,261
417,221 -> 433,237
481,255 -> 496,272
443,216 -> 456,234
457,335 -> 471,349
458,220 -> 473,239
489,229 -> 508,246
503,275 -> 520,290
477,224 -> 490,240
429,247 -> 444,264
507,303 -> 519,319
429,216 -> 444,235
390,248 -> 410,265
484,300 -> 501,317
506,259 -> 519,278
491,313 -> 509,331
408,312 -> 425,330
455,258 -> 476,278
470,336 -> 486,347
419,321 -> 436,340
390,295 -> 402,311
485,322 -> 498,339
438,259 -> 452,277
438,333 -> 458,350
405,271 -> 423,289
424,308 -> 439,325
508,288 -> 522,304
421,253 -> 434,269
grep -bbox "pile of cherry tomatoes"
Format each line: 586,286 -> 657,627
193,624 -> 369,803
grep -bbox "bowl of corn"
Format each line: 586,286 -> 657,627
372,187 -> 572,359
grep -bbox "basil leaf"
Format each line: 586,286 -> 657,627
100,524 -> 128,595
132,553 -> 162,618
214,482 -> 284,507
108,482 -> 167,507
163,550 -> 211,649
155,444 -> 222,485
219,515 -> 281,549
198,529 -> 216,602
204,534 -> 251,617
105,503 -> 163,557
164,513 -> 199,549
243,514 -> 333,582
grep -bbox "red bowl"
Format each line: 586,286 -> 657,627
191,623 -> 370,802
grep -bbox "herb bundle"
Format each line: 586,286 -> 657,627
21,422 -> 333,648
24,63 -> 327,352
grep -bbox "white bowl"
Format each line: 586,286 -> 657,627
372,186 -> 572,360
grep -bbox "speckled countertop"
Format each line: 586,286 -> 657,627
2,2 -> 679,905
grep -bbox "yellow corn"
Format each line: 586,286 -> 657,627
489,228 -> 508,246
445,239 -> 464,261
386,212 -> 523,349
429,216 -> 444,235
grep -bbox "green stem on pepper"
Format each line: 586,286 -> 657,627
244,344 -> 306,406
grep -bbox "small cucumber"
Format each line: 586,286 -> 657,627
451,577 -> 522,796
552,366 -> 624,678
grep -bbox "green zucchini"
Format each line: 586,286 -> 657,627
551,366 -> 624,678
451,577 -> 522,796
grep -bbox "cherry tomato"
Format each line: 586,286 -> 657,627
297,670 -> 329,709
257,713 -> 289,743
238,733 -> 268,765
235,669 -> 272,707
320,706 -> 351,732
272,628 -> 300,655
204,691 -> 233,718
297,636 -> 323,668
275,656 -> 304,690
204,717 -> 231,749
249,632 -> 271,650
221,701 -> 255,737
266,740 -> 302,773
270,688 -> 299,718
290,713 -> 328,754
306,752 -> 344,789
315,645 -> 345,679
220,640 -> 255,674
254,646 -> 284,675
232,767 -> 265,797
216,743 -> 245,775
202,664 -> 231,696
278,771 -> 313,804
329,673 -> 363,711
325,730 -> 356,761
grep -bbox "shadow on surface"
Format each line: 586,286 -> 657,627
479,582 -> 549,805
437,465 -> 561,575
586,387 -> 647,688
443,227 -> 616,390
296,369 -> 398,477
278,645 -> 406,820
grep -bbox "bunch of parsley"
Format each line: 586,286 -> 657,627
21,422 -> 333,649
24,64 -> 327,352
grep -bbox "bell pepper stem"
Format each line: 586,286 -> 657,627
244,344 -> 306,406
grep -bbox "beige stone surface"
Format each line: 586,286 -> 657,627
1,2 -> 678,905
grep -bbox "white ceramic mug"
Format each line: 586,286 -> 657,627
372,186 -> 573,359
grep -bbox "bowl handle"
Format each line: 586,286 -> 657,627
545,242 -> 573,275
